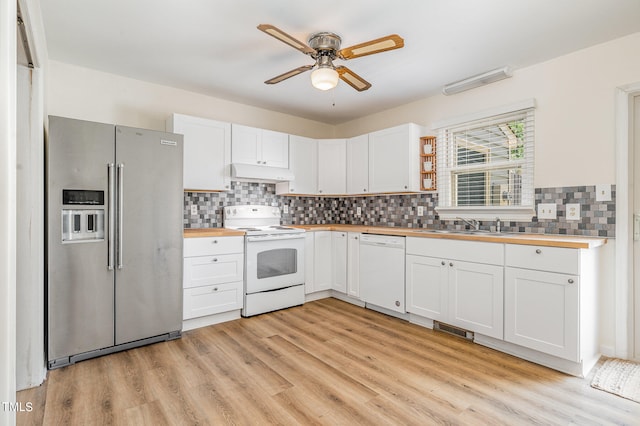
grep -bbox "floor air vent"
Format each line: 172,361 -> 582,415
434,321 -> 474,340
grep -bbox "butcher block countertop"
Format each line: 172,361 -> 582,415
184,225 -> 606,249
184,228 -> 246,238
291,224 -> 607,249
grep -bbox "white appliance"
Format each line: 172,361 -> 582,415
224,205 -> 305,316
359,234 -> 406,313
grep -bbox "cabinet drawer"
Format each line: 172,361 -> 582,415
406,237 -> 503,265
183,253 -> 244,289
505,244 -> 578,275
183,281 -> 242,320
184,236 -> 244,257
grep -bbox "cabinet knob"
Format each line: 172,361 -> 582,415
568,279 -> 574,284
441,261 -> 446,266
256,160 -> 261,164
363,189 -> 367,192
449,262 -> 454,267
290,188 -> 295,192
535,249 -> 542,254
212,258 -> 218,262
319,190 -> 323,193
225,185 -> 229,189
212,287 -> 218,292
404,185 -> 408,189
355,236 -> 358,240
395,301 -> 401,307
212,240 -> 218,244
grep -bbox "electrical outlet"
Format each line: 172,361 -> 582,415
283,205 -> 289,214
566,203 -> 580,221
417,206 -> 424,216
356,206 -> 362,216
595,184 -> 612,201
190,205 -> 198,215
537,203 -> 557,219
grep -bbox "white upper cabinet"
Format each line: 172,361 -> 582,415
368,123 -> 423,193
347,134 -> 369,194
167,113 -> 231,192
276,135 -> 317,195
317,139 -> 347,195
231,124 -> 289,168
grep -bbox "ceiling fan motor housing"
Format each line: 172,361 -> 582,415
308,32 -> 342,59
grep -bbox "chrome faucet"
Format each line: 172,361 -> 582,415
496,217 -> 501,233
458,217 -> 480,231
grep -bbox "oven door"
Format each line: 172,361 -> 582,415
245,233 -> 305,293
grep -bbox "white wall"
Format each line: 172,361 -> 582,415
1,0 -> 17,422
335,32 -> 640,189
47,60 -> 335,138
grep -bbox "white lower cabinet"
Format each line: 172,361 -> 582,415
332,232 -> 347,293
183,236 -> 243,321
504,267 -> 579,361
406,255 -> 448,321
347,232 -> 361,298
448,260 -> 503,339
312,231 -> 333,292
504,244 -> 582,362
406,237 -> 504,339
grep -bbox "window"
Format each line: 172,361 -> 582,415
436,101 -> 535,220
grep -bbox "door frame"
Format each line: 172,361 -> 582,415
615,82 -> 640,360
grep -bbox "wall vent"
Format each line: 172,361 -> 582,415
434,321 -> 474,340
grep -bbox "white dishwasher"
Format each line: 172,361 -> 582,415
359,234 -> 406,313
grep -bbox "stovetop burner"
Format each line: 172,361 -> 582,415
223,205 -> 304,236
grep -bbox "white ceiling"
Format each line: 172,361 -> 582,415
40,0 -> 640,125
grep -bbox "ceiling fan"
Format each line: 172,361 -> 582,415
257,24 -> 404,92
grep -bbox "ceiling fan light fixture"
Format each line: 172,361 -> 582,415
311,66 -> 339,91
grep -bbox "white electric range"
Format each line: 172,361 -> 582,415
224,205 -> 305,317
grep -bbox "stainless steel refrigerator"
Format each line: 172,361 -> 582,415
46,116 -> 183,369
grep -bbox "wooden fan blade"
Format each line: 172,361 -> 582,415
257,24 -> 316,55
336,66 -> 371,91
338,34 -> 404,60
265,65 -> 313,85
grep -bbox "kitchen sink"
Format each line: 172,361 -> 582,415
413,229 -> 500,235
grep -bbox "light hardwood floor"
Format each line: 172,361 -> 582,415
17,298 -> 640,425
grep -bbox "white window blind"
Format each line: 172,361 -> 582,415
436,107 -> 535,219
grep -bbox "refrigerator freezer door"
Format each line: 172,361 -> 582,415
114,126 -> 183,345
47,116 -> 116,361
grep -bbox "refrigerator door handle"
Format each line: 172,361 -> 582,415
107,163 -> 115,270
117,163 -> 124,269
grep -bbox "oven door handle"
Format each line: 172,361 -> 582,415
246,234 -> 305,242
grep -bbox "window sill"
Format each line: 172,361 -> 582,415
435,206 -> 535,222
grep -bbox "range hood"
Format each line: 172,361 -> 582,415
231,163 -> 294,182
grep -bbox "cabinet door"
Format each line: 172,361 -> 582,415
261,129 -> 289,168
369,124 -> 422,193
168,114 -> 231,191
448,260 -> 504,339
231,124 -> 261,165
347,134 -> 369,194
505,267 -> 579,361
317,139 -> 346,195
347,233 -> 360,298
406,255 -> 448,321
183,281 -> 242,320
313,231 -> 333,291
332,232 -> 347,293
286,135 -> 317,194
183,253 -> 244,289
304,233 -> 315,294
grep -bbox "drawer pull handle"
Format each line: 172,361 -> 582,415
568,279 -> 574,284
535,249 -> 542,254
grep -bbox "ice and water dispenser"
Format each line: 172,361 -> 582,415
61,189 -> 105,242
